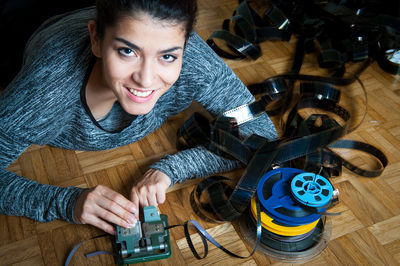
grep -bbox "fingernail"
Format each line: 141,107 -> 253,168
127,220 -> 137,228
128,215 -> 136,224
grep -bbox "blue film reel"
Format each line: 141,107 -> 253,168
290,173 -> 333,208
257,168 -> 323,226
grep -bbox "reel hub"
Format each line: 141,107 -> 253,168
291,173 -> 333,208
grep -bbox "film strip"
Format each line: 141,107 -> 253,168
177,1 -> 392,261
207,1 -> 291,60
207,0 -> 400,75
177,70 -> 387,261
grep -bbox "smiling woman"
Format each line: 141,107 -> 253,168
0,0 -> 277,235
86,14 -> 186,117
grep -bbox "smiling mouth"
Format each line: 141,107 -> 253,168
128,88 -> 153,97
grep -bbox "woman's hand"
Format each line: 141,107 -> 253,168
73,185 -> 137,235
130,169 -> 171,219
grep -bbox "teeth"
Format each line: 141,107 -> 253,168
129,88 -> 152,97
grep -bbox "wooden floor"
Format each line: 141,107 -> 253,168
2,0 -> 400,265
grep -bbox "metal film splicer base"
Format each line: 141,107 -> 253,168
113,206 -> 171,265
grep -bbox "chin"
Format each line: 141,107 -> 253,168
124,104 -> 155,116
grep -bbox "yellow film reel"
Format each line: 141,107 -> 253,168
250,197 -> 319,236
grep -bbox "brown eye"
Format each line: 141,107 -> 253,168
161,54 -> 177,62
118,47 -> 136,57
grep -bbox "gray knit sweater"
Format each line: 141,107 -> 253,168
0,7 -> 277,223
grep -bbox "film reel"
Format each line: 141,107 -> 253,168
249,197 -> 319,236
291,172 -> 333,208
238,167 -> 334,262
256,168 -> 324,226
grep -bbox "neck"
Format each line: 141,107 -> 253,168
85,59 -> 117,120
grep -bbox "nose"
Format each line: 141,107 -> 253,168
132,59 -> 154,88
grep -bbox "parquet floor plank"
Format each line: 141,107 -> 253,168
384,240 -> 400,264
77,146 -> 134,175
368,215 -> 400,246
354,228 -> 399,266
0,236 -> 42,265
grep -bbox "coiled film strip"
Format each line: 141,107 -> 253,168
178,71 -> 387,261
207,0 -> 400,75
177,1 -> 391,261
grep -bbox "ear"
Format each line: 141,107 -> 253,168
88,20 -> 101,58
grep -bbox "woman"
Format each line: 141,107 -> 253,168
0,0 -> 277,235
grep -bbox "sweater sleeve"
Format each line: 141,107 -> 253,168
0,15 -> 86,223
0,130 -> 83,223
0,7 -> 97,223
150,114 -> 275,185
150,39 -> 278,184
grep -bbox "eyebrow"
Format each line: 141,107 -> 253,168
115,37 -> 183,54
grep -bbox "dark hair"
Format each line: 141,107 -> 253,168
95,0 -> 198,40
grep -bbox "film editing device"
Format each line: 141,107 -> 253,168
113,206 -> 171,264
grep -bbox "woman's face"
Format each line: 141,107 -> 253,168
90,14 -> 186,115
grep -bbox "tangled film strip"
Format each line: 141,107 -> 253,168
177,71 -> 388,261
175,0 -> 396,262
207,0 -> 400,74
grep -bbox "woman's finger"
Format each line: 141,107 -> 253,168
156,189 -> 166,204
89,215 -> 117,235
146,191 -> 158,207
96,196 -> 137,227
139,190 -> 150,207
130,189 -> 140,219
95,185 -> 138,225
74,185 -> 137,231
100,186 -> 137,214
